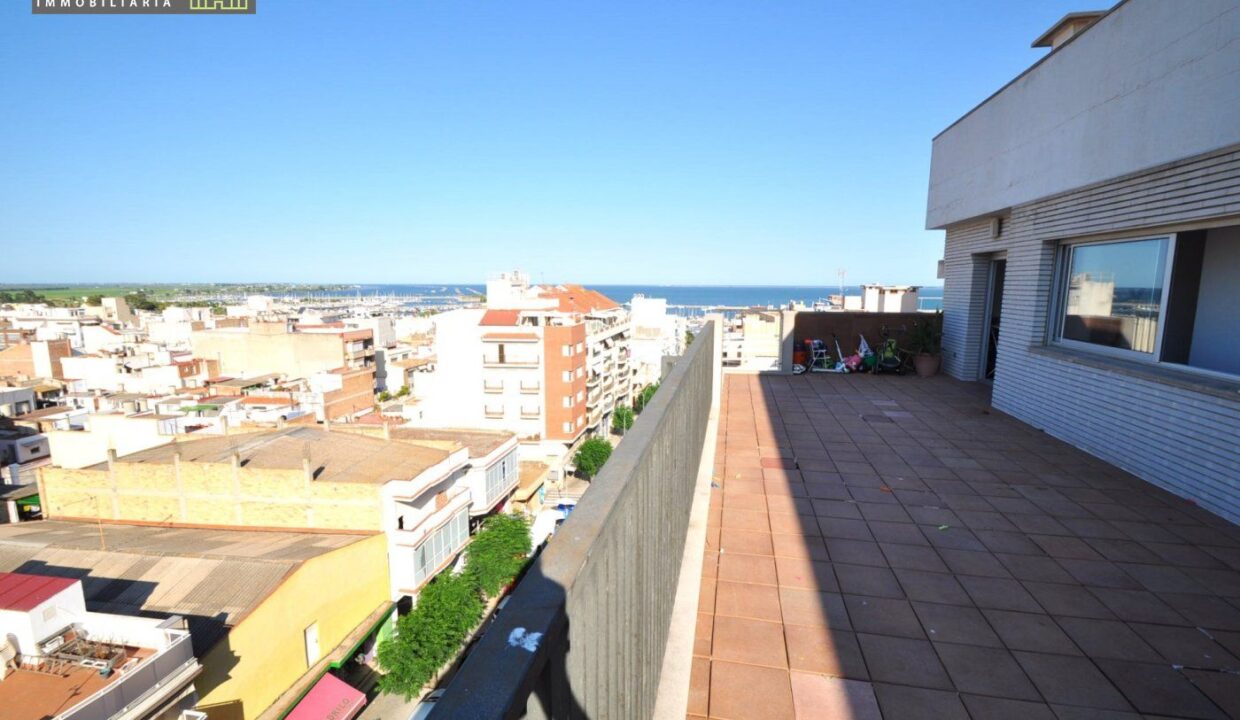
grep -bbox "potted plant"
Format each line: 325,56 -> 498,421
908,310 -> 943,377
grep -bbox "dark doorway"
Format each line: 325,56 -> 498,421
983,259 -> 1006,380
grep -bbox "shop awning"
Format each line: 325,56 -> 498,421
285,673 -> 365,720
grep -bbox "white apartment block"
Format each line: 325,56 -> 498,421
409,272 -> 634,458
629,295 -> 685,389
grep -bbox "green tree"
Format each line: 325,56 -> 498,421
634,382 -> 659,413
573,437 -> 612,480
685,330 -> 695,347
612,405 -> 634,433
377,572 -> 484,699
85,295 -> 104,306
377,390 -> 392,402
124,291 -> 163,312
465,513 -> 532,598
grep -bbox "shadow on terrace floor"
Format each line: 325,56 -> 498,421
692,371 -> 1240,720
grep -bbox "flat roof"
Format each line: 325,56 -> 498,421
388,427 -> 514,458
514,461 -> 549,502
94,426 -> 453,484
0,520 -> 370,654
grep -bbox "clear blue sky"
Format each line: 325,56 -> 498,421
1,1 -> 1089,286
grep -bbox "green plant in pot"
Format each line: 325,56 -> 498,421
908,310 -> 943,377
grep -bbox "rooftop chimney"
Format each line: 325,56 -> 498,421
1032,10 -> 1106,51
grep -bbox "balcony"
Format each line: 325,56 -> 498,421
431,316 -> 1240,720
482,354 -> 540,369
391,485 -> 471,549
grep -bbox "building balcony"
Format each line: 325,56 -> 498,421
481,355 -> 540,368
429,315 -> 1240,720
391,485 -> 471,549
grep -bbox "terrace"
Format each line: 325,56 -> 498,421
431,318 -> 1240,719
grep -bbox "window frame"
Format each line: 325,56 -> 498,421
1049,230 -> 1240,382
1051,233 -> 1176,364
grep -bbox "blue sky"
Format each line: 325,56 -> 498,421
2,1 -> 1090,286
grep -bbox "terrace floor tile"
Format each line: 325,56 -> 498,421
691,373 -> 1240,720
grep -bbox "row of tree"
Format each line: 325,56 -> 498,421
376,513 -> 533,699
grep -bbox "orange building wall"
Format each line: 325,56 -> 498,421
543,324 -> 586,442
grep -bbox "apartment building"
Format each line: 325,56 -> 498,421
927,0 -> 1240,520
60,350 -> 216,396
0,305 -> 103,349
629,295 -> 685,389
411,273 -> 632,466
721,310 -> 782,370
0,337 -> 71,381
0,570 -> 201,720
191,321 -> 374,379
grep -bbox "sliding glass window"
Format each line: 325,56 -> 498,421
1058,236 -> 1169,356
1052,227 -> 1240,379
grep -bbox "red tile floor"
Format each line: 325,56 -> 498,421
690,372 -> 1240,720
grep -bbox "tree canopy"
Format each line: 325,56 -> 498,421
612,405 -> 634,433
573,437 -> 612,480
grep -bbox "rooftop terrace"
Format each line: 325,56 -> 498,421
431,318 -> 1240,720
694,372 -> 1240,719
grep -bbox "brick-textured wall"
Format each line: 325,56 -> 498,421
941,144 -> 1240,522
40,460 -> 382,531
793,312 -> 927,358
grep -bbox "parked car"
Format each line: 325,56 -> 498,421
409,689 -> 445,720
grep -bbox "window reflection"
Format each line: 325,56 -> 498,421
1062,237 -> 1168,353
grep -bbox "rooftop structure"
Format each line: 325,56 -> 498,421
0,569 -> 200,720
0,520 -> 388,720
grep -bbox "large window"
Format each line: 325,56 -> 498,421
1053,227 -> 1240,377
484,450 -> 518,505
412,509 -> 469,588
1059,236 -> 1168,355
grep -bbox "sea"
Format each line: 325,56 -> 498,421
291,284 -> 944,314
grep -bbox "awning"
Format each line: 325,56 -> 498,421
286,673 -> 365,720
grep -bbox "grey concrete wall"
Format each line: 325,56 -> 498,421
428,320 -> 718,719
940,145 -> 1240,522
1189,226 -> 1240,375
928,0 -> 1240,229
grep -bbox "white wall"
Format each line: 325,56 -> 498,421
1188,226 -> 1240,375
928,0 -> 1240,228
0,582 -> 86,655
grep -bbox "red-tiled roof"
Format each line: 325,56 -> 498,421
0,572 -> 77,611
480,310 -> 521,327
538,285 -> 620,313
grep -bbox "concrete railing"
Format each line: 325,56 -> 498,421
429,320 -> 718,719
